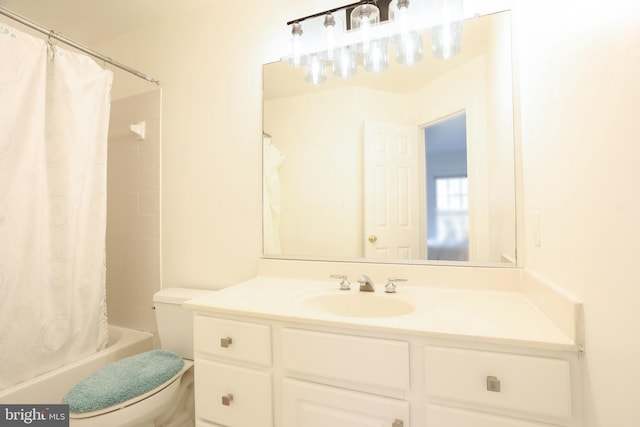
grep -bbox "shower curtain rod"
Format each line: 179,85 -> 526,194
0,5 -> 160,85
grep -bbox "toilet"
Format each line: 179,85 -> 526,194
63,288 -> 210,427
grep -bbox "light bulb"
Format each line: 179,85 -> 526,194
391,0 -> 423,66
350,4 -> 380,53
284,23 -> 307,67
319,13 -> 344,63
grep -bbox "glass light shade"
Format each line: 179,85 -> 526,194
284,23 -> 307,67
332,46 -> 357,79
389,0 -> 410,30
390,0 -> 422,66
304,54 -> 327,85
350,4 -> 380,53
363,38 -> 388,73
319,13 -> 344,63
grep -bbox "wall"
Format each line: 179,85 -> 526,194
514,0 -> 640,425
93,3 -> 279,289
106,90 -> 162,332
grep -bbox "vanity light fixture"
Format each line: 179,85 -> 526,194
283,0 -> 465,84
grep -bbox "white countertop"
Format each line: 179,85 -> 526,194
184,276 -> 578,352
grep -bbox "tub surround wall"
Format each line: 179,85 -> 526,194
106,90 -> 162,333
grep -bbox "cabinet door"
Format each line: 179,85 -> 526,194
195,359 -> 272,427
426,404 -> 557,427
282,378 -> 409,427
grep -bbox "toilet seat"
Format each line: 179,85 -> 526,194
70,361 -> 192,419
68,361 -> 193,427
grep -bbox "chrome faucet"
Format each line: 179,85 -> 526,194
357,275 -> 375,292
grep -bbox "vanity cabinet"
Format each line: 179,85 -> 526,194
193,316 -> 273,427
192,313 -> 581,427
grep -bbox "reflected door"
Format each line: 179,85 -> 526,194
363,120 -> 421,259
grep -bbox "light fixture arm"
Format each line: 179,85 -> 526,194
286,0 -> 378,26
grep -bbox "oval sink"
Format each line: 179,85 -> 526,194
302,292 -> 414,318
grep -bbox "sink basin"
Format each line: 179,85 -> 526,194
301,292 -> 414,318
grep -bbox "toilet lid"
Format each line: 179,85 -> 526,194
63,350 -> 185,414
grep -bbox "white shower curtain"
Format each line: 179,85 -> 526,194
0,24 -> 113,389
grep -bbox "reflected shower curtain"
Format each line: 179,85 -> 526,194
0,24 -> 112,389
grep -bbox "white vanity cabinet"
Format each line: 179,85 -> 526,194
191,314 -> 581,427
193,315 -> 273,427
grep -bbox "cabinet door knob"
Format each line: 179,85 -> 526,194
392,420 -> 404,427
220,337 -> 233,348
221,393 -> 234,406
486,375 -> 501,392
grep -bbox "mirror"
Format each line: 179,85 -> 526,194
263,10 -> 516,266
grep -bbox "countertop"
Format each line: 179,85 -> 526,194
184,276 -> 578,352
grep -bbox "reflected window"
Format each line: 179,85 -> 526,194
434,176 -> 468,246
425,112 -> 469,261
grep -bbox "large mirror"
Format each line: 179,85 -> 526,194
263,10 -> 516,266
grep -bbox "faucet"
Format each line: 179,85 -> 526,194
357,275 -> 375,292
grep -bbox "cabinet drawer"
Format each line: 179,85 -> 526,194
194,315 -> 271,366
426,404 -> 557,427
424,346 -> 572,421
282,328 -> 409,391
195,359 -> 272,427
283,378 -> 410,427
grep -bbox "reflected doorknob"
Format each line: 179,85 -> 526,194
368,235 -> 378,243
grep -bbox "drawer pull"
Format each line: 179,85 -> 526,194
221,393 -> 234,406
486,375 -> 501,392
392,419 -> 404,427
220,337 -> 233,348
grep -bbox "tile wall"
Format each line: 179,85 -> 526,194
106,89 -> 162,333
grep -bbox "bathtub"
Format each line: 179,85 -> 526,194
0,325 -> 154,404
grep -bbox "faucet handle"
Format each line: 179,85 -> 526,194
385,277 -> 407,293
330,274 -> 351,290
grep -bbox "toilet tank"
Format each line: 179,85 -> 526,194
153,288 -> 211,360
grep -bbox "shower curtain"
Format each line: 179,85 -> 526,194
0,24 -> 113,389
263,136 -> 284,254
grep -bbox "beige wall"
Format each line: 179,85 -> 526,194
93,0 -> 640,424
514,0 -> 640,425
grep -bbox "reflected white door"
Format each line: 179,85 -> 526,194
364,120 -> 422,259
